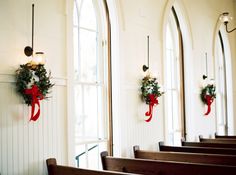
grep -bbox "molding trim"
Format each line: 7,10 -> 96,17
0,74 -> 67,86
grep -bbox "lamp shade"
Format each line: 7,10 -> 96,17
219,12 -> 233,23
32,52 -> 45,65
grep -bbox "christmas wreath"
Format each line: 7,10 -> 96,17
141,75 -> 163,122
16,62 -> 54,121
200,84 -> 216,115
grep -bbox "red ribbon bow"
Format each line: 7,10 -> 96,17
24,85 -> 44,121
204,95 -> 214,115
145,94 -> 158,122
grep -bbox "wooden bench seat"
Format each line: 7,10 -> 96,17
46,158 -> 139,175
159,141 -> 236,155
133,145 -> 236,166
181,140 -> 236,148
101,151 -> 236,175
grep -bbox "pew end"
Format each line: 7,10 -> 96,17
133,145 -> 140,152
199,135 -> 203,141
101,151 -> 109,170
158,141 -> 164,149
46,158 -> 57,175
46,158 -> 57,166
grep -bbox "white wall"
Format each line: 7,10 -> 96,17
0,0 -> 68,174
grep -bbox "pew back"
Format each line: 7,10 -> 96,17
199,137 -> 236,143
159,141 -> 236,155
46,158 -> 138,175
199,135 -> 236,143
215,133 -> 236,139
101,151 -> 236,175
133,145 -> 236,166
181,140 -> 236,148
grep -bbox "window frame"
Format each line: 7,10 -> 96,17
164,6 -> 186,145
72,0 -> 113,169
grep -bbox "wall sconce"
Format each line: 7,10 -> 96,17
219,12 -> 236,33
143,35 -> 150,72
24,4 -> 45,65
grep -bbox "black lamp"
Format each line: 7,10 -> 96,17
220,12 -> 236,33
24,4 -> 45,65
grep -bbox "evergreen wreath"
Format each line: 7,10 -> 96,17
200,84 -> 216,104
141,74 -> 163,104
15,62 -> 54,105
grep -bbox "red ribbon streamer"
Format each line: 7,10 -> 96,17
24,85 -> 44,121
145,94 -> 158,122
204,95 -> 214,115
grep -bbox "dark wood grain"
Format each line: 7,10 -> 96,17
101,151 -> 236,175
133,145 -> 236,166
46,158 -> 138,175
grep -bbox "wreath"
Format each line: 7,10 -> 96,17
200,84 -> 216,115
141,75 -> 163,122
16,62 -> 54,121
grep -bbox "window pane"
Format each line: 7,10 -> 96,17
78,29 -> 97,82
76,142 -> 107,169
74,84 -> 83,142
88,143 -> 99,169
74,27 -> 79,78
88,142 -> 107,169
98,142 -> 107,169
73,1 -> 79,26
79,0 -> 97,30
166,25 -> 173,50
74,85 -> 105,142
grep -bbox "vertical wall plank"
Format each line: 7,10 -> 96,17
0,88 -> 1,174
38,103 -> 44,175
23,105 -> 29,175
1,84 -> 8,174
0,78 -> 67,175
12,85 -> 19,175
18,97 -> 24,175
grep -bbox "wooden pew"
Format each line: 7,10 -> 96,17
46,158 -> 138,175
215,133 -> 236,139
133,145 -> 236,166
199,135 -> 236,143
101,151 -> 236,175
159,141 -> 236,155
181,140 -> 236,148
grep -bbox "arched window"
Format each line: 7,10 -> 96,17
73,0 -> 111,169
215,30 -> 233,135
165,7 -> 186,145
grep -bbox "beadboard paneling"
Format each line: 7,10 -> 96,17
0,78 -> 67,175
